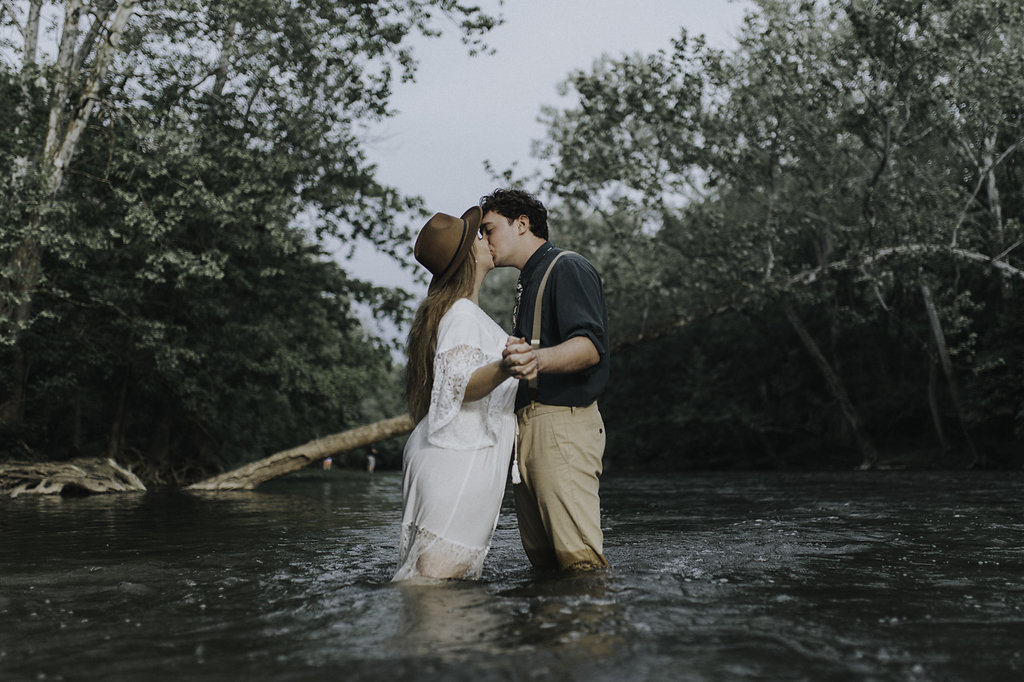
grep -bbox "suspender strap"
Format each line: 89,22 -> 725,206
528,251 -> 573,399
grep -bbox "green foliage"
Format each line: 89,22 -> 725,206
1,0 -> 500,481
538,0 -> 1024,468
478,266 -> 516,331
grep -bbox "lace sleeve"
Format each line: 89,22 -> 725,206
428,343 -> 489,440
424,301 -> 510,450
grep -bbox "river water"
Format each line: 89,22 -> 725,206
1,470 -> 1022,681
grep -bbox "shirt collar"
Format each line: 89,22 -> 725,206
521,242 -> 556,279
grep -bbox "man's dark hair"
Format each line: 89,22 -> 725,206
480,188 -> 549,239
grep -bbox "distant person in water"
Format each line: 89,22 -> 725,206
392,207 -> 522,581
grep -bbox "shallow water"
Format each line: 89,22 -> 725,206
1,470 -> 1023,681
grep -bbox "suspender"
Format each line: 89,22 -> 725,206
528,251 -> 573,399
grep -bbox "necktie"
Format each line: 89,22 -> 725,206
511,276 -> 523,333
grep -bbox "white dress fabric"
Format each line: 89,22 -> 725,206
393,298 -> 518,581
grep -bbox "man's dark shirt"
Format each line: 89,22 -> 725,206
512,243 -> 610,411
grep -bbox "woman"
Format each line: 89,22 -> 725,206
393,206 -> 521,581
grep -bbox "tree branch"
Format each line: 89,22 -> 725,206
22,0 -> 41,70
952,136 -> 1024,247
613,242 -> 1024,351
48,0 -> 137,197
71,0 -> 116,77
790,244 -> 1024,288
993,239 -> 1023,263
44,0 -> 86,163
211,20 -> 239,98
1,0 -> 24,38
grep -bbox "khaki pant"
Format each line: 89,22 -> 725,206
513,402 -> 609,571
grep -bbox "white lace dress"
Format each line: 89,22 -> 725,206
393,298 -> 518,581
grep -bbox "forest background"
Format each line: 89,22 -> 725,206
2,0 -> 1022,486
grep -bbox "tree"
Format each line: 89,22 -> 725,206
536,0 -> 1024,468
0,0 -> 502,479
1,0 -> 138,423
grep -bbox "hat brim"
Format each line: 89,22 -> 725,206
427,205 -> 482,293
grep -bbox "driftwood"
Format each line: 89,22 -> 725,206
1,457 -> 146,498
186,414 -> 414,491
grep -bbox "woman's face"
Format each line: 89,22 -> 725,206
474,228 -> 495,272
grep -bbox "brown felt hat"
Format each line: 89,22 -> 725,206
414,206 -> 482,293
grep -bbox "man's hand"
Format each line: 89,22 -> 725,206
502,336 -> 538,381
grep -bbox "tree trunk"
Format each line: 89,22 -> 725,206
0,346 -> 29,426
0,232 -> 42,337
147,400 -> 172,463
981,133 -> 1004,247
72,388 -> 83,452
781,301 -> 879,469
12,0 -> 42,183
1,0 -> 138,420
919,278 -> 981,468
107,377 -> 129,460
186,414 -> 415,491
926,356 -> 949,454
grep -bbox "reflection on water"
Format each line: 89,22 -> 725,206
394,581 -> 506,658
1,470 -> 1023,681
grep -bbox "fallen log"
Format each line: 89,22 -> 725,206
186,413 -> 415,491
1,458 -> 147,498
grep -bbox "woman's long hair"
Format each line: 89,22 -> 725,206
405,253 -> 478,423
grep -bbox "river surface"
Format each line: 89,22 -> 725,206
1,470 -> 1022,681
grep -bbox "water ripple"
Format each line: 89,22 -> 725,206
2,470 -> 1023,681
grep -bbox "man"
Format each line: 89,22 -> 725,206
479,188 -> 610,572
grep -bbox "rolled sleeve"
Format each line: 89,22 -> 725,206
550,256 -> 609,357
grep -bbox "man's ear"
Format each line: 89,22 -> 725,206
517,215 -> 530,235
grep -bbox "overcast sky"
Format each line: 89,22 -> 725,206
351,0 -> 752,301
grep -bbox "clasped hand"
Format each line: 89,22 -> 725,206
502,336 -> 538,381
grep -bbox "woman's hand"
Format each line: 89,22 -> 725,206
502,336 -> 538,381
